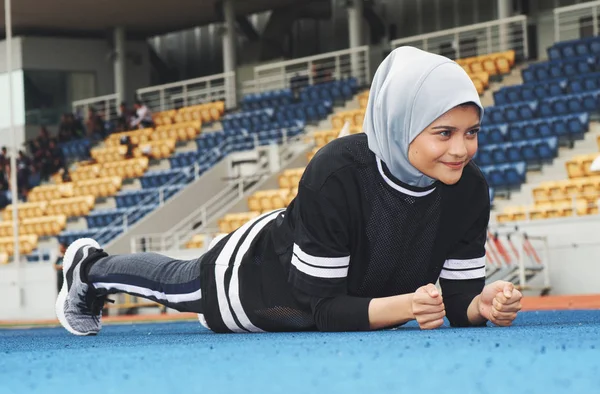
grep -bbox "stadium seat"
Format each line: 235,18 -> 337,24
2,202 -> 48,221
0,235 -> 38,256
0,215 -> 68,237
73,177 -> 122,198
186,234 -> 206,249
46,195 -> 95,217
27,183 -> 74,202
217,212 -> 260,234
278,168 -> 304,189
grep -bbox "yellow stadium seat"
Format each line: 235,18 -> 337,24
496,57 -> 511,74
472,79 -> 484,95
70,163 -> 102,182
28,183 -> 75,202
17,215 -> 67,236
566,159 -> 585,179
576,197 -> 599,216
532,184 -> 551,203
582,154 -> 600,177
73,176 -> 122,198
186,234 -> 206,249
550,200 -> 574,218
0,235 -> 38,256
482,57 -> 498,75
46,196 -> 95,218
469,60 -> 484,73
2,202 -> 48,221
529,202 -> 551,220
106,128 -> 154,147
547,181 -> 569,201
358,91 -> 369,109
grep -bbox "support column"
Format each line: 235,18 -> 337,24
347,0 -> 363,82
497,0 -> 511,52
114,27 -> 126,105
222,0 -> 237,109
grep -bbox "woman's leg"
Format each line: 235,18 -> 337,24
55,238 -> 203,336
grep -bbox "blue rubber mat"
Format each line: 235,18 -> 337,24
1,310 -> 599,394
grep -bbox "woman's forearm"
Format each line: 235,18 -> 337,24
368,293 -> 415,330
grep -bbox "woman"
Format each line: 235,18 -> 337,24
56,46 -> 522,336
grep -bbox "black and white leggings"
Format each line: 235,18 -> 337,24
86,235 -> 227,319
88,251 -> 205,314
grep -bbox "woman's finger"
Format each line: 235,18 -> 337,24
413,303 -> 445,315
490,310 -> 517,321
492,318 -> 514,327
493,298 -> 522,312
416,310 -> 446,324
414,293 -> 444,306
419,318 -> 444,330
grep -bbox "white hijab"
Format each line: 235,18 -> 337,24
363,46 -> 484,188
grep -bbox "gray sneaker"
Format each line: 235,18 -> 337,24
55,238 -> 109,336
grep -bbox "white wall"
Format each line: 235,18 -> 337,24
20,36 -> 150,103
0,261 -> 57,321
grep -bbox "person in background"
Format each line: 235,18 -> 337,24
130,100 -> 154,129
117,102 -> 132,132
86,107 -> 106,140
54,243 -> 67,294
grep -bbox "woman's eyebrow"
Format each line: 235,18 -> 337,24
431,123 -> 481,130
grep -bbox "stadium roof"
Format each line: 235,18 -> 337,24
1,0 -> 300,38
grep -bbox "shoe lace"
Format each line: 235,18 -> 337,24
75,288 -> 115,321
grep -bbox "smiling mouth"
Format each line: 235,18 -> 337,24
441,161 -> 465,169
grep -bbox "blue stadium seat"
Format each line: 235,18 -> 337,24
59,139 -> 91,159
522,55 -> 600,83
484,101 -> 538,125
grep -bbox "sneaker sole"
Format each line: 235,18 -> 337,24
55,238 -> 101,336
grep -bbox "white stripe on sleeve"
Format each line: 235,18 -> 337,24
439,266 -> 486,280
291,255 -> 349,279
442,256 -> 486,270
292,244 -> 350,268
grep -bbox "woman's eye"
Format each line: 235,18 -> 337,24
467,129 -> 480,135
438,130 -> 451,137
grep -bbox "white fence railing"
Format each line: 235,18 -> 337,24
242,46 -> 370,96
137,72 -> 236,112
554,1 -> 600,43
72,93 -> 120,122
391,15 -> 529,61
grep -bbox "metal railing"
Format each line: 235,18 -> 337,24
390,15 -> 529,61
130,175 -> 264,253
72,94 -> 120,122
554,0 -> 600,43
137,72 -> 236,112
242,46 -> 370,96
486,229 -> 551,294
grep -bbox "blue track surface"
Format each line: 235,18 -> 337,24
1,310 -> 599,394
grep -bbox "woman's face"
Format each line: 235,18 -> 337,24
408,105 -> 480,186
